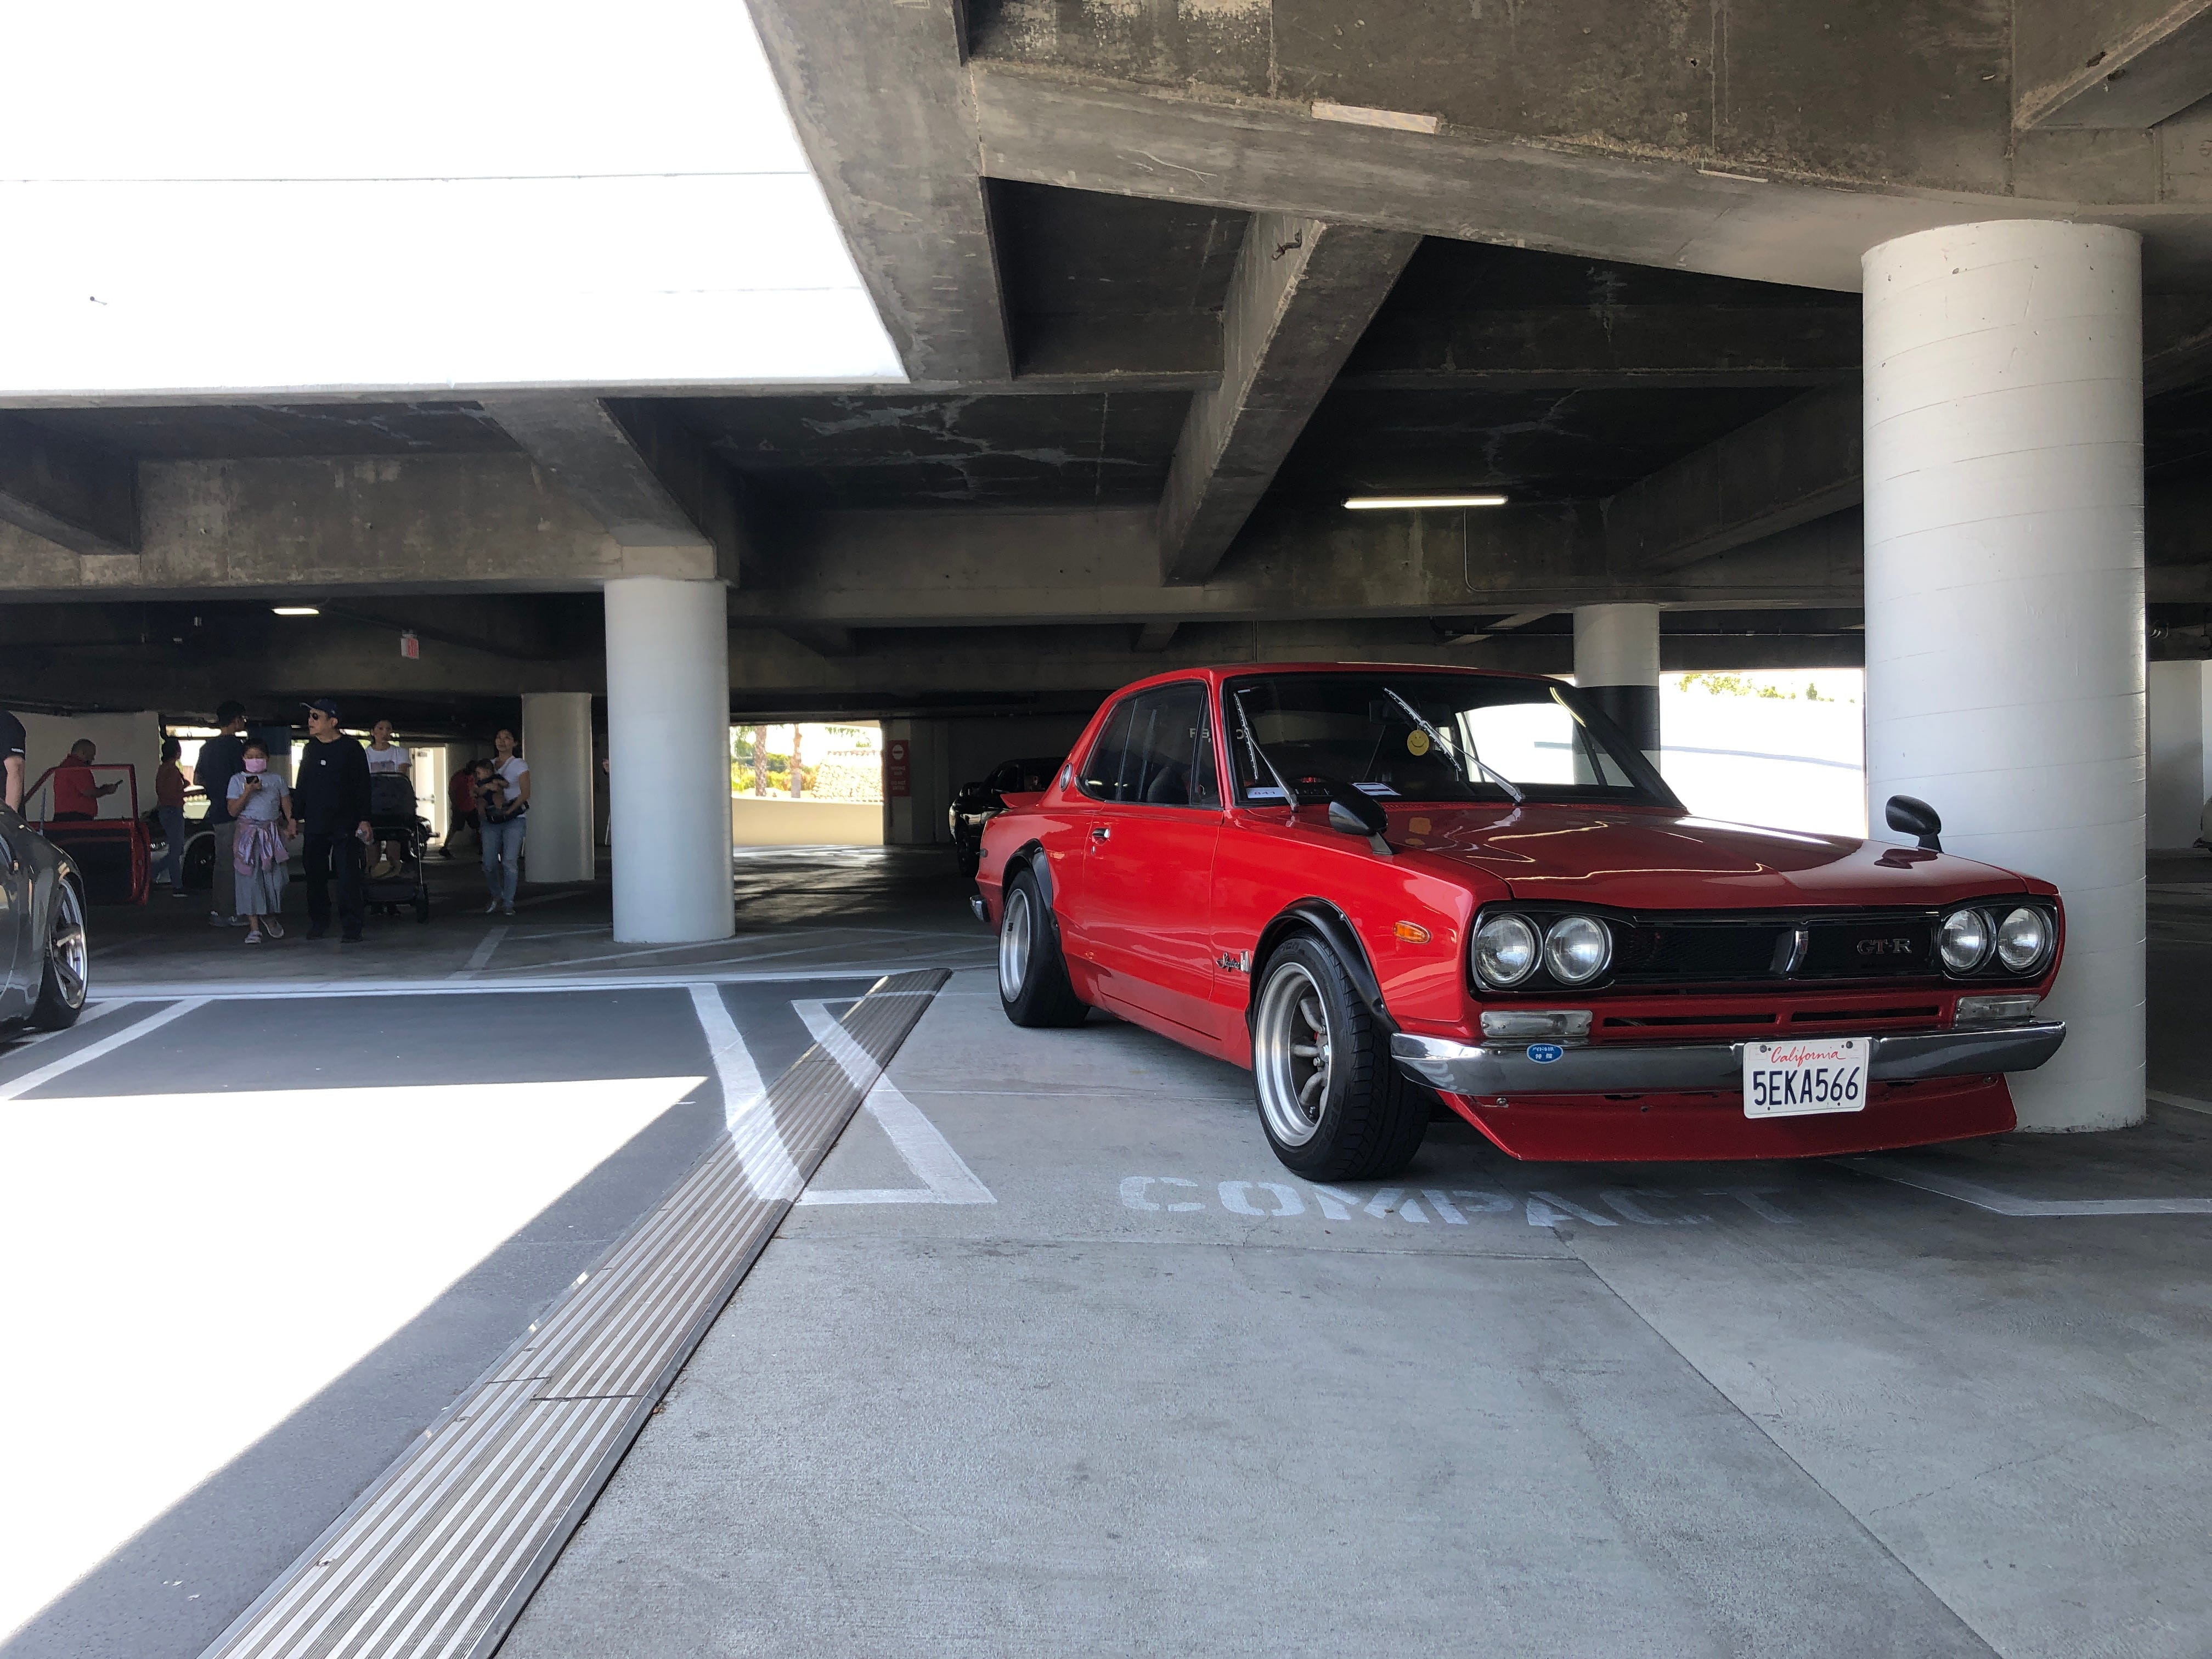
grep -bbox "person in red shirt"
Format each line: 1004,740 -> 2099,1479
50,740 -> 119,821
443,762 -> 481,858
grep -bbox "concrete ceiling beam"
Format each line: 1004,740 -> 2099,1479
746,0 -> 1012,382
475,394 -> 723,558
1159,214 -> 1421,585
2015,0 -> 2212,131
1132,620 -> 1181,651
968,63 -> 2204,293
1606,386 -> 1864,574
317,597 -> 578,662
0,415 -> 139,559
1339,306 -> 1860,392
0,453 -> 718,601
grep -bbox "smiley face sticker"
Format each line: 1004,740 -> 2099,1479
1406,729 -> 1431,757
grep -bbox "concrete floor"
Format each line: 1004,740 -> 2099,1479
9,845 -> 2212,1658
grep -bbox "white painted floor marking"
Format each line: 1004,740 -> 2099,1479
448,924 -> 510,979
1120,1176 -> 1207,1211
687,983 -> 801,1201
2148,1088 -> 2212,1116
794,998 -> 995,1206
0,998 -> 123,1056
0,998 -> 208,1102
93,966 -> 943,1002
1526,1190 -> 1618,1227
1602,1189 -> 1712,1226
1836,1158 -> 2212,1216
1220,1180 -> 1305,1216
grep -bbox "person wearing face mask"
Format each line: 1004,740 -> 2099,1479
225,741 -> 295,944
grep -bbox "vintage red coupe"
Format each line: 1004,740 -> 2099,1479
973,663 -> 2065,1178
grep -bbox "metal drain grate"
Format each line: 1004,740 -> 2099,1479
204,969 -> 949,1659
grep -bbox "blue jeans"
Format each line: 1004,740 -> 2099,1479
481,815 -> 525,902
157,805 -> 188,890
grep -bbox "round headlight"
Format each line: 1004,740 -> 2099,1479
1996,906 -> 2052,972
1938,907 -> 1991,973
1473,915 -> 1538,987
1543,915 -> 1611,985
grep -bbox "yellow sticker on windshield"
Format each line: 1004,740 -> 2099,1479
1407,730 -> 1431,756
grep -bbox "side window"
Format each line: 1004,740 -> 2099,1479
1078,698 -> 1137,800
1080,685 -> 1214,806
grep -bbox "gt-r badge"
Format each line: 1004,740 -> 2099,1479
1526,1043 -> 1565,1064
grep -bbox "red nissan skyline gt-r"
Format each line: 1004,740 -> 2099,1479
972,663 -> 2066,1180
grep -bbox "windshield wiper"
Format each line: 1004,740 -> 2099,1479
1231,689 -> 1392,853
1382,685 -> 1523,804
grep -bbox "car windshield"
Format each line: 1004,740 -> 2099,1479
1222,672 -> 1678,808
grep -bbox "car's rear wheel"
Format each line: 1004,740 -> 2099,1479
1251,934 -> 1427,1181
29,878 -> 89,1031
997,866 -> 1087,1028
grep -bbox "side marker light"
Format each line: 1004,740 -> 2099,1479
1395,921 -> 1431,943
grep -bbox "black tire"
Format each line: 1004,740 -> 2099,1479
996,865 -> 1088,1028
1249,933 -> 1429,1181
29,878 -> 89,1032
183,836 -> 214,891
955,843 -> 981,879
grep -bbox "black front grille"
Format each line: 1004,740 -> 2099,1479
1614,922 -> 1785,981
1606,911 -> 1938,987
1802,917 -> 1934,978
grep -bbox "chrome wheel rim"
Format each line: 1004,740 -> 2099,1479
1255,962 -> 1330,1148
49,881 -> 88,1010
999,886 -> 1032,1002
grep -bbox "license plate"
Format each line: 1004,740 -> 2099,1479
1742,1037 -> 1870,1118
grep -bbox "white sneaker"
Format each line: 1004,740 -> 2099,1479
501,901 -> 516,916
484,899 -> 500,914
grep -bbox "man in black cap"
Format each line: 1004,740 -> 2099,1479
294,698 -> 373,942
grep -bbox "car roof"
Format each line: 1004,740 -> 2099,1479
1098,661 -> 1560,699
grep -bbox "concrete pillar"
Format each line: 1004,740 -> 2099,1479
2147,660 -> 2212,849
605,577 -> 735,944
881,719 -> 952,846
1864,220 -> 2144,1133
520,691 -> 595,883
1574,603 -> 1661,755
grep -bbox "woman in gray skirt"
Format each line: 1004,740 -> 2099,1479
227,741 -> 295,944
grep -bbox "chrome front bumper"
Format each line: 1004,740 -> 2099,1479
1391,1020 -> 2067,1097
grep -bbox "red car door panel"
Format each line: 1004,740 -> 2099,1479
1069,683 -> 1223,1036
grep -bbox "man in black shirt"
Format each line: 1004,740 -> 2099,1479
295,698 -> 374,942
194,700 -> 250,926
0,708 -> 24,814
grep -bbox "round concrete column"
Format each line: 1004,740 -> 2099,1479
1574,603 -> 1661,755
1864,220 -> 2145,1133
605,577 -> 735,944
520,691 -> 595,884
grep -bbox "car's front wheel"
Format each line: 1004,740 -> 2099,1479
29,878 -> 89,1031
1251,934 -> 1428,1181
997,866 -> 1087,1028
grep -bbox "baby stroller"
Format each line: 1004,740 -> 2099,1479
364,771 -> 432,922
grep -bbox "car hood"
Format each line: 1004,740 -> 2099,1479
1390,803 -> 2034,909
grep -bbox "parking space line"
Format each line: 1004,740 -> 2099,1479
687,983 -> 800,1200
203,969 -> 951,1659
0,998 -> 208,1102
2148,1089 -> 2212,1116
1836,1157 -> 2212,1216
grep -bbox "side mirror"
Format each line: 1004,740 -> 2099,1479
1884,794 -> 1943,853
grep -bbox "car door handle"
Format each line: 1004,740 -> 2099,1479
1091,826 -> 1110,842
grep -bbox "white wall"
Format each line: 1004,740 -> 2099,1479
2147,661 -> 2212,849
17,712 -> 161,820
1657,678 -> 1868,837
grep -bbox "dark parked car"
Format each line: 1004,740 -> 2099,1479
950,757 -> 1063,877
0,800 -> 91,1032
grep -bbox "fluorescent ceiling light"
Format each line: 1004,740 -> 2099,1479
1344,494 -> 1509,510
271,606 -> 320,617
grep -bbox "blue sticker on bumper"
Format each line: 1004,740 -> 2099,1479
1526,1043 -> 1565,1064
